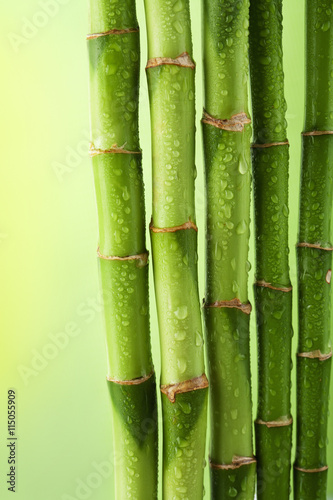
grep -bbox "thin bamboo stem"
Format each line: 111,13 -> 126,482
143,1 -> 208,498
88,1 -> 158,497
202,1 -> 256,498
294,3 -> 333,498
249,1 -> 293,498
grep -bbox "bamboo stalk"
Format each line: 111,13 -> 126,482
202,1 -> 256,498
87,1 -> 158,498
249,1 -> 293,498
143,1 -> 208,498
294,2 -> 333,498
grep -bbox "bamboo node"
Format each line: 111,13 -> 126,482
97,248 -> 149,267
203,298 -> 252,315
89,143 -> 142,157
202,110 -> 251,132
107,370 -> 154,385
160,374 -> 209,403
297,242 -> 333,251
255,417 -> 293,428
146,52 -> 195,70
294,465 -> 328,473
150,219 -> 198,233
255,280 -> 292,292
251,141 -> 289,148
209,456 -> 256,471
297,349 -> 332,361
302,130 -> 333,136
87,27 -> 139,40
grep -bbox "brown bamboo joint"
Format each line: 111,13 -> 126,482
97,248 -> 149,265
203,298 -> 252,315
255,280 -> 292,292
209,456 -> 256,471
146,52 -> 195,70
107,370 -> 154,385
202,110 -> 251,132
160,374 -> 209,403
294,465 -> 329,474
89,143 -> 142,157
297,349 -> 332,361
297,242 -> 333,251
256,417 -> 293,428
150,219 -> 198,233
302,130 -> 333,136
86,27 -> 139,40
251,140 -> 289,148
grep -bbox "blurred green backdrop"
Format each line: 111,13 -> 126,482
0,0 -> 332,498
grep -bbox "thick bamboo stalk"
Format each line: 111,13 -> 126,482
249,1 -> 293,498
294,2 -> 333,498
143,1 -> 208,498
87,1 -> 158,498
202,1 -> 256,498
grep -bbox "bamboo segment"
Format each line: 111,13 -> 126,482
144,1 -> 208,498
88,1 -> 158,498
202,1 -> 255,498
294,2 -> 333,499
249,1 -> 293,498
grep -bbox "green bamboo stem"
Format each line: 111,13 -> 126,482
294,2 -> 333,498
88,1 -> 158,498
143,1 -> 208,498
248,1 -> 293,498
202,1 -> 255,498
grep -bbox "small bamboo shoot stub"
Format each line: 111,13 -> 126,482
294,1 -> 333,499
202,0 -> 256,498
144,0 -> 208,498
88,1 -> 158,498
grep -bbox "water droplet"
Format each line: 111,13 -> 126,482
322,20 -> 330,31
196,331 -> 203,347
214,243 -> 222,261
259,56 -> 271,65
231,409 -> 238,420
239,157 -> 248,174
173,0 -> 184,12
179,401 -> 192,414
228,486 -> 237,498
177,358 -> 187,373
175,330 -> 186,341
173,20 -> 184,34
236,220 -> 247,235
174,466 -> 182,479
174,306 -> 188,320
106,64 -> 117,75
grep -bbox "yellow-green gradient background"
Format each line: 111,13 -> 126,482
0,1 -> 332,498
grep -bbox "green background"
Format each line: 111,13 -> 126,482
0,0 -> 332,498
